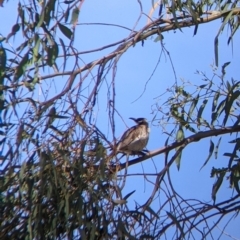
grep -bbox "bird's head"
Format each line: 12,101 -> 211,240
129,117 -> 148,125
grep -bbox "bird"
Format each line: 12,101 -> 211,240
116,117 -> 150,156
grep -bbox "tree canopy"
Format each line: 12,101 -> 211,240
0,0 -> 240,239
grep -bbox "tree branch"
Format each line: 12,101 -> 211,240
117,125 -> 240,170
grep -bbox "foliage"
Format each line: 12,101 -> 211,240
0,0 -> 240,239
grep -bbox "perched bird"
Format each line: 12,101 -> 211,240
116,117 -> 150,155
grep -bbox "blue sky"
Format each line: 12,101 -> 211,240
1,0 -> 240,238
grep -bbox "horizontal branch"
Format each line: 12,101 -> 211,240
117,125 -> 240,170
4,8 -> 240,98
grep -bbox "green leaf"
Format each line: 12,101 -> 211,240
171,1 -> 182,32
18,2 -> 25,31
154,34 -> 164,42
65,7 -> 70,23
146,205 -> 159,219
211,91 -> 220,112
223,90 -> 240,126
33,34 -> 41,63
221,61 -> 231,76
214,10 -> 234,67
58,23 -> 72,40
197,99 -> 208,126
14,51 -> 29,81
70,7 -> 80,25
214,37 -> 218,67
44,0 -> 56,26
167,211 -> 184,237
59,38 -> 67,71
16,40 -> 29,52
175,127 -> 184,170
36,11 -> 44,29
46,42 -> 58,66
212,171 -> 226,204
187,95 -> 199,121
211,99 -> 225,126
64,0 -> 75,3
176,127 -> 184,142
214,137 -> 221,159
200,140 -> 214,170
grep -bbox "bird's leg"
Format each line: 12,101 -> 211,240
140,149 -> 150,155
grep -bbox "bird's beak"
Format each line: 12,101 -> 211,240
129,117 -> 137,122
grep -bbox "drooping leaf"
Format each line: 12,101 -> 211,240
214,10 -> 234,67
123,190 -> 135,200
187,95 -> 199,121
167,211 -> 184,237
211,99 -> 225,126
175,127 -> 184,170
212,171 -> 226,204
146,205 -> 159,219
65,7 -> 70,23
70,7 -> 80,25
64,0 -> 75,4
46,41 -> 58,67
16,40 -> 29,52
36,11 -> 44,29
42,107 -> 56,134
18,2 -> 25,31
226,139 -> 240,169
222,90 -> 240,126
59,38 -> 67,71
211,90 -> 220,112
214,137 -> 221,159
14,51 -> 29,81
44,0 -> 56,26
154,34 -> 164,42
221,61 -> 231,76
33,34 -> 41,63
197,99 -> 208,127
58,23 -> 72,40
214,37 -> 218,67
200,140 -> 214,170
230,162 -> 240,194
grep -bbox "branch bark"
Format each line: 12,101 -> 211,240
117,125 -> 240,170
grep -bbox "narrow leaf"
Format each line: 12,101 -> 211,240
70,7 -> 80,25
214,137 -> 221,159
212,91 -> 220,112
123,190 -> 136,200
59,38 -> 66,71
187,95 -> 199,121
58,23 -> 72,40
197,99 -> 208,126
200,140 -> 214,170
175,127 -> 184,170
167,211 -> 184,237
14,51 -> 29,81
212,171 -> 226,204
146,205 -> 159,219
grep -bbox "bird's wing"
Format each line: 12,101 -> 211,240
117,126 -> 140,150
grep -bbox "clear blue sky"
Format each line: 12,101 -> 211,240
1,0 -> 239,238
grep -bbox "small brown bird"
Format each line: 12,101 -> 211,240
116,118 -> 150,155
